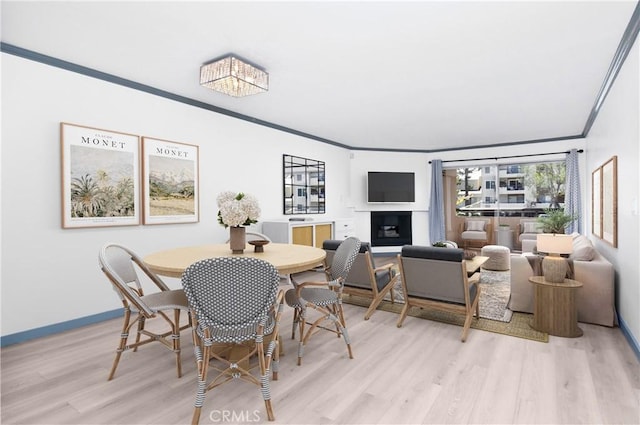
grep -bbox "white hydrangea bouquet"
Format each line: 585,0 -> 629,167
216,191 -> 261,228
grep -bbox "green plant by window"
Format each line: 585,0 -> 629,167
537,208 -> 575,233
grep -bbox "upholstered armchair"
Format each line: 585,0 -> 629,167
518,219 -> 543,249
396,245 -> 481,341
323,240 -> 399,321
459,218 -> 492,249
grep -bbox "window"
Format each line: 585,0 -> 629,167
451,160 -> 566,225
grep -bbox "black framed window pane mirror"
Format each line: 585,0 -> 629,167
283,154 -> 325,214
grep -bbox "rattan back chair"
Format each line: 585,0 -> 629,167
285,237 -> 361,365
181,257 -> 284,424
98,243 -> 191,381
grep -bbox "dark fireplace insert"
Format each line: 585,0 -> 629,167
370,211 -> 412,247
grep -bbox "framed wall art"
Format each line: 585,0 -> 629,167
591,167 -> 601,238
601,156 -> 617,247
592,155 -> 617,247
60,122 -> 141,228
142,137 -> 199,224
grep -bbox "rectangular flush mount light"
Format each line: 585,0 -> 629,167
200,55 -> 268,97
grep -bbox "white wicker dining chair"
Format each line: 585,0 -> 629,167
98,243 -> 191,380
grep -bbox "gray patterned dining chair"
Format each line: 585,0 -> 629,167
181,257 -> 284,425
98,243 -> 191,380
285,236 -> 361,365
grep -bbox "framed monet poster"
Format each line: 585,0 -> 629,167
142,137 -> 199,224
60,122 -> 141,228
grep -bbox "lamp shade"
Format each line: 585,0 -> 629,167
536,233 -> 573,283
536,234 -> 573,255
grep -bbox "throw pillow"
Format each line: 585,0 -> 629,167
522,222 -> 541,234
570,235 -> 596,261
466,221 -> 485,231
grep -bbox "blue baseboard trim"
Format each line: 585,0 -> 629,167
618,314 -> 640,362
1,309 -> 121,347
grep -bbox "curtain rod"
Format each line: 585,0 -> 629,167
428,149 -> 583,164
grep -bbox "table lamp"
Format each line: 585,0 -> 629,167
536,233 -> 573,283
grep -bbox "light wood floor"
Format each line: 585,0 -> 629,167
2,284 -> 639,424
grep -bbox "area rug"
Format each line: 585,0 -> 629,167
478,270 -> 513,322
344,294 -> 548,343
380,267 -> 513,322
345,267 -> 547,342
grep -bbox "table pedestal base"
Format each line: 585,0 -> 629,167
531,281 -> 583,337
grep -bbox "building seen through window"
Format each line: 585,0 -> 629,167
454,161 -> 566,217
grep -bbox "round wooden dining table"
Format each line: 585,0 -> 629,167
143,243 -> 326,278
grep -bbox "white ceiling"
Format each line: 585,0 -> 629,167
2,1 -> 637,152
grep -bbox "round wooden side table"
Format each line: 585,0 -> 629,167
529,276 -> 583,337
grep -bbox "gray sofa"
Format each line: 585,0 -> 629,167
508,233 -> 616,327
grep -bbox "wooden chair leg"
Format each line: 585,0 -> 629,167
396,302 -> 411,328
340,324 -> 354,359
461,313 -> 472,342
364,287 -> 393,320
108,350 -> 123,381
257,339 -> 276,421
291,307 -> 300,340
108,311 -> 132,381
133,316 -> 145,352
173,309 -> 182,378
297,308 -> 306,365
192,341 -> 211,425
191,408 -> 202,425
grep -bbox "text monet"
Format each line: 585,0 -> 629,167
155,147 -> 189,157
81,135 -> 127,149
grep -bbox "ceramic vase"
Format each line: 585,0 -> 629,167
229,226 -> 246,254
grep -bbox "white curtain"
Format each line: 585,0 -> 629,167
565,148 -> 582,234
429,160 -> 445,243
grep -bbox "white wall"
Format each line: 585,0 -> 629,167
349,151 -> 431,250
349,140 -> 587,251
585,41 -> 640,345
0,54 -> 351,336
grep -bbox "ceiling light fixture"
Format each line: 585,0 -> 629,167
200,55 -> 268,97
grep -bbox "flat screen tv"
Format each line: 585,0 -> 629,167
367,171 -> 415,203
